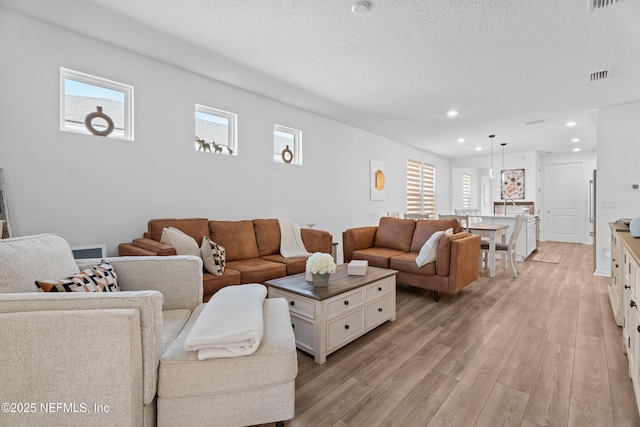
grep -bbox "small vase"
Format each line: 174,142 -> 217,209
312,273 -> 331,287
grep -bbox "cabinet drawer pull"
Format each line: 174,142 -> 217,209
631,300 -> 637,308
378,287 -> 382,292
291,324 -> 295,329
344,300 -> 349,306
344,324 -> 350,330
625,285 -> 631,289
289,300 -> 295,306
378,307 -> 383,312
637,325 -> 640,334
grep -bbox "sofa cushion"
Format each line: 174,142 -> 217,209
225,259 -> 287,284
202,270 -> 242,303
374,217 -> 416,252
261,254 -> 307,275
209,220 -> 260,262
35,262 -> 119,293
200,237 -> 226,277
253,219 -> 281,257
390,252 -> 437,275
158,298 -> 297,397
147,218 -> 209,243
0,234 -> 80,293
352,247 -> 408,269
410,219 -> 461,252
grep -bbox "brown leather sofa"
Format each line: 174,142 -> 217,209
119,218 -> 333,302
343,217 -> 480,301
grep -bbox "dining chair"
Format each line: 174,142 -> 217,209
438,214 -> 469,232
404,213 -> 430,220
455,208 -> 482,224
480,214 -> 525,278
387,212 -> 400,218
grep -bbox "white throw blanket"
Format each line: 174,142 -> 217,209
278,217 -> 312,259
184,284 -> 267,360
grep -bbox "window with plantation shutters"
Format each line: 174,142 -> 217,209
406,160 -> 435,217
462,173 -> 471,209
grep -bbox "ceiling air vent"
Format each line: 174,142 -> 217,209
590,0 -> 617,12
590,70 -> 608,81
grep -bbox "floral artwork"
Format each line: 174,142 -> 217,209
501,168 -> 525,199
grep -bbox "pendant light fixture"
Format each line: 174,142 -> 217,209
489,135 -> 495,179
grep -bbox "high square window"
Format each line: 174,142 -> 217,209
195,105 -> 237,155
60,68 -> 133,140
274,124 -> 302,165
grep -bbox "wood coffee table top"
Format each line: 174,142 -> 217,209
265,264 -> 397,301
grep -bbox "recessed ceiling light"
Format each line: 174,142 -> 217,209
458,138 -> 465,143
475,147 -> 482,151
571,138 -> 580,142
351,1 -> 371,14
573,148 -> 581,152
446,110 -> 458,117
566,121 -> 577,127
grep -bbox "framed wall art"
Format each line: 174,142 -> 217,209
370,159 -> 385,201
501,168 -> 525,199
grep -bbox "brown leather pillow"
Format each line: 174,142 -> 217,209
374,217 -> 416,252
253,219 -> 281,256
209,220 -> 260,261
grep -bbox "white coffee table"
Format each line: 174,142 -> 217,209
266,264 -> 397,364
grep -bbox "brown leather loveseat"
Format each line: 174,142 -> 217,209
343,217 -> 480,301
119,218 -> 333,301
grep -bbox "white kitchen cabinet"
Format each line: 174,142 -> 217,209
609,226 -> 640,414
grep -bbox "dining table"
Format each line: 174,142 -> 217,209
467,223 -> 509,278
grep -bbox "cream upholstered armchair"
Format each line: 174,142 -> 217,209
0,233 -> 297,427
0,233 -> 202,427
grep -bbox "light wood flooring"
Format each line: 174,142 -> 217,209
259,242 -> 640,427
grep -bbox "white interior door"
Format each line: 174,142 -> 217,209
544,161 -> 585,243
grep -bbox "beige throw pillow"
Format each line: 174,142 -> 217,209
200,237 -> 226,277
415,227 -> 454,267
160,227 -> 201,258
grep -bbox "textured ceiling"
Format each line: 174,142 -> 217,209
2,0 -> 639,158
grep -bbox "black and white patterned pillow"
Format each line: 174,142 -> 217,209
35,261 -> 119,292
200,237 -> 226,277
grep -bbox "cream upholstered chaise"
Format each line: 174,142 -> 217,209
0,234 -> 297,427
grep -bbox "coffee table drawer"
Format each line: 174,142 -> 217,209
365,277 -> 394,301
326,308 -> 364,352
272,290 -> 314,319
326,288 -> 364,319
290,314 -> 314,353
365,293 -> 394,329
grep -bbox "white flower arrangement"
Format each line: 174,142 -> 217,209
306,252 -> 337,275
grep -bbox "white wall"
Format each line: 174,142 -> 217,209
596,101 -> 640,276
0,9 -> 450,260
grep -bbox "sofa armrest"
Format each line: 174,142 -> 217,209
0,290 -> 164,409
119,238 -> 177,256
301,228 -> 333,254
342,226 -> 378,263
0,308 -> 144,425
443,234 -> 481,292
